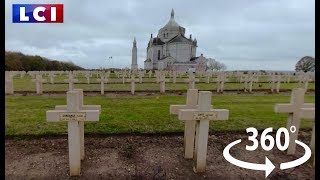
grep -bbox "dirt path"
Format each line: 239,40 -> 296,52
5,131 -> 314,179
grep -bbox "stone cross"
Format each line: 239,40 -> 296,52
64,71 -> 78,91
127,75 -> 139,95
46,90 -> 100,176
185,73 -> 199,89
286,73 -> 292,83
84,72 -> 92,84
32,74 -> 46,94
157,73 -> 169,93
240,75 -> 250,92
5,72 -> 14,94
178,91 -> 229,172
97,74 -> 109,95
299,107 -> 315,167
205,71 -> 212,84
247,75 -> 258,92
216,73 -> 228,93
55,89 -> 101,161
270,74 -> 282,93
170,89 -> 212,159
138,71 -> 144,83
48,72 -> 56,84
274,88 -> 314,154
148,70 -> 153,78
172,71 -> 177,84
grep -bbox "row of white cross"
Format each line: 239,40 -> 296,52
44,87 -> 314,176
5,71 -> 314,95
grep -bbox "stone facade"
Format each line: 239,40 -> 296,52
144,9 -> 207,71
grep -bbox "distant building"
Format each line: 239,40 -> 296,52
143,9 -> 207,71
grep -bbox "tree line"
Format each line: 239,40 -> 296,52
5,51 -> 85,71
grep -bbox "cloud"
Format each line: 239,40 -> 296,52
5,0 -> 314,70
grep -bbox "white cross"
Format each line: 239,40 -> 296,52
157,73 -> 170,93
178,91 -> 229,172
299,107 -> 315,167
172,71 -> 177,84
32,74 -> 46,94
270,74 -> 282,93
216,73 -> 228,93
205,71 -> 212,84
96,74 -> 108,95
84,72 -> 92,84
127,75 -> 139,95
48,72 -> 56,84
46,90 -> 100,176
138,71 -> 144,83
64,72 -> 78,91
185,73 -> 199,89
170,89 -> 212,159
274,88 -> 314,154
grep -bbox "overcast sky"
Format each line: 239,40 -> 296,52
5,0 -> 314,70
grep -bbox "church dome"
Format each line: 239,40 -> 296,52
158,9 -> 186,42
163,9 -> 180,28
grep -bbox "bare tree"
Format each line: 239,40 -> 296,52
207,58 -> 227,71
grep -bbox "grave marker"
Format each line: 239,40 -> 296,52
32,74 -> 46,94
185,73 -> 199,89
55,89 -> 101,161
46,90 -> 100,176
178,91 -> 229,172
157,73 -> 169,93
274,88 -> 315,154
48,72 -> 56,84
216,73 -> 228,93
127,75 -> 139,95
170,89 -> 213,159
97,74 -> 109,95
64,71 -> 78,90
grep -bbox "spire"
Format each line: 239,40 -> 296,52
133,37 -> 136,47
189,34 -> 192,40
151,33 -> 153,38
171,9 -> 174,19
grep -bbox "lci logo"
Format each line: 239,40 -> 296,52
12,4 -> 63,23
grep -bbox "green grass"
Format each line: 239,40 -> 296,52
5,93 -> 315,136
12,75 -> 315,92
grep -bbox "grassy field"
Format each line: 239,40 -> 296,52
12,75 -> 315,92
5,93 -> 315,136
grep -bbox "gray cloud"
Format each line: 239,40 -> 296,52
5,0 -> 314,70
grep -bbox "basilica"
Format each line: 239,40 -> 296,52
143,9 -> 207,71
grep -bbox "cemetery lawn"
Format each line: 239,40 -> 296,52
5,93 -> 314,136
12,76 -> 315,92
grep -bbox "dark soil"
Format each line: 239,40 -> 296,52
5,131 -> 314,180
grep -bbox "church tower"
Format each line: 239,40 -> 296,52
131,37 -> 138,70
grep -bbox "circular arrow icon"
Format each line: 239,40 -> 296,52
223,139 -> 311,178
223,139 -> 275,178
